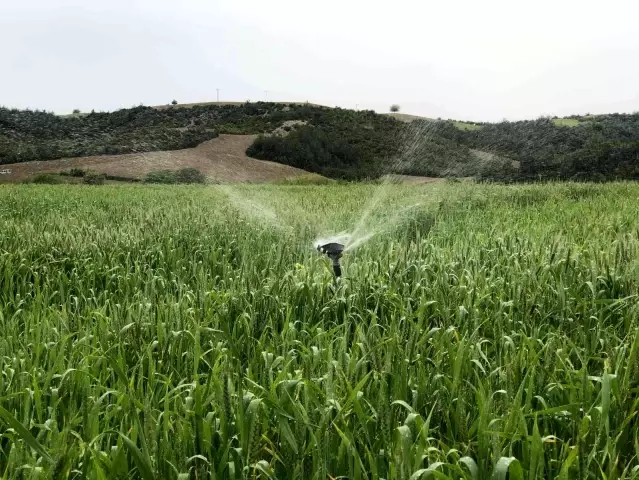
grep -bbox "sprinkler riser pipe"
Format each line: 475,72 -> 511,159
332,258 -> 342,277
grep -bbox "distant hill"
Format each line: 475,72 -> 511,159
2,103 -> 638,182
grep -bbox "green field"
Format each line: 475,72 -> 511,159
453,122 -> 482,131
1,183 -> 638,479
551,118 -> 582,128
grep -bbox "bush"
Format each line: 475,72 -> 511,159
104,174 -> 139,182
171,100 -> 178,105
390,104 -> 400,113
72,109 -> 81,114
69,168 -> 85,177
83,172 -> 106,185
144,170 -> 177,184
27,173 -> 64,184
144,168 -> 206,184
175,167 -> 206,184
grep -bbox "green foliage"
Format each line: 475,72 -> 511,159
453,121 -> 481,131
25,173 -> 64,184
0,106 -> 219,164
461,113 -> 639,181
83,172 -> 106,185
247,112 -> 639,182
144,168 -> 206,184
144,170 -> 178,184
552,117 -> 582,127
174,167 -> 206,184
0,182 -> 638,478
103,173 -> 140,183
247,110 -> 403,180
69,167 -> 85,177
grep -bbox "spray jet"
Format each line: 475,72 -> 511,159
317,242 -> 344,278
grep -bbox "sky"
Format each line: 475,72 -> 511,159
1,0 -> 638,122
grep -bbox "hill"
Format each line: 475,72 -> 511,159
2,134 -> 320,183
2,103 -> 638,182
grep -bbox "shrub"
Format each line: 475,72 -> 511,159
83,172 -> 106,185
390,104 -> 400,113
175,167 -> 206,184
104,174 -> 139,182
144,168 -> 206,184
27,173 -> 64,184
171,100 -> 178,105
69,168 -> 85,177
72,109 -> 81,114
144,170 -> 177,184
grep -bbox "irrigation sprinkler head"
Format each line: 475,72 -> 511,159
317,242 -> 344,278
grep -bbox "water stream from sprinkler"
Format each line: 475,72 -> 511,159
312,120 -> 442,276
209,119 -> 443,278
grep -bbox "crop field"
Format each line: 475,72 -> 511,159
0,182 -> 638,479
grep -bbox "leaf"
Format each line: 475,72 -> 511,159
118,432 -> 155,480
600,371 -> 612,435
529,416 -> 544,479
409,463 -> 450,480
391,399 -> 416,414
557,446 -> 579,480
459,456 -> 478,480
0,404 -> 54,464
252,460 -> 275,478
396,424 -> 413,444
491,457 -> 524,480
278,417 -> 298,455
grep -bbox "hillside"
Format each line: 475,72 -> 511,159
2,103 -> 638,182
461,113 -> 639,180
2,134 -> 319,183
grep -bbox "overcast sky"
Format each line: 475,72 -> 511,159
1,0 -> 638,121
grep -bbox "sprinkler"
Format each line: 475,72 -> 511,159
317,242 -> 344,278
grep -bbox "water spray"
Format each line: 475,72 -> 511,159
317,242 -> 344,278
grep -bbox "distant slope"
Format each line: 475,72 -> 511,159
3,103 -> 639,182
3,134 -> 321,183
384,112 -> 482,132
384,112 -> 432,122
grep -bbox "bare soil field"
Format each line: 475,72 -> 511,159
2,135 -> 321,183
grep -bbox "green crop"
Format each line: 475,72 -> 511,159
0,182 -> 638,479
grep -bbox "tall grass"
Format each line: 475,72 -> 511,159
0,182 -> 638,479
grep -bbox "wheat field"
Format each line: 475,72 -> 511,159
0,182 -> 638,479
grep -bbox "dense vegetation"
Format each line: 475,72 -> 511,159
144,167 -> 207,184
2,103 -> 638,181
0,107 -> 219,164
460,113 -> 639,181
247,110 -> 401,180
0,182 -> 638,478
245,112 -> 639,181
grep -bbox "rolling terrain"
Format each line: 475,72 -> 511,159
2,102 -> 638,182
1,134 -> 318,183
